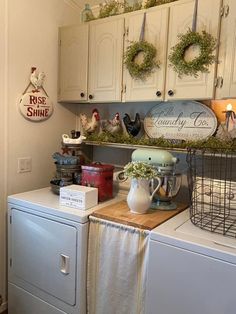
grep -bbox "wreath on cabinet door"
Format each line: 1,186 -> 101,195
168,29 -> 217,77
124,40 -> 160,80
124,12 -> 160,80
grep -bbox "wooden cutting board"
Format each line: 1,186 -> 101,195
91,200 -> 188,230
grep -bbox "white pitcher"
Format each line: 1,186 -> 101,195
127,177 -> 161,214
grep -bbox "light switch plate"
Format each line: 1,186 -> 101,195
18,157 -> 32,173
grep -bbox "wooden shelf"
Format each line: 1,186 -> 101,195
84,141 -> 187,153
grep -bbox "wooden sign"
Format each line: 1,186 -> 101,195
19,91 -> 53,122
144,101 -> 217,140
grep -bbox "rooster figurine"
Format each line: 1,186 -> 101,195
80,108 -> 100,134
123,113 -> 141,137
102,112 -> 122,135
30,67 -> 45,90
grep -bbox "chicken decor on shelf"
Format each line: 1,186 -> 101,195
19,67 -> 53,122
123,113 -> 141,137
102,112 -> 123,135
62,134 -> 86,145
80,108 -> 101,134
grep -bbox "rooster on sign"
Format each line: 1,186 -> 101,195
80,109 -> 101,134
30,67 -> 45,90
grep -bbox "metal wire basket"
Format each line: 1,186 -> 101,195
187,148 -> 236,238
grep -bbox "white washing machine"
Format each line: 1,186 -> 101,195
8,187 -> 123,314
146,210 -> 236,314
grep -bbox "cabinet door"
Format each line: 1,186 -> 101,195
124,7 -> 169,102
166,0 -> 222,100
215,0 -> 236,99
88,17 -> 124,102
58,25 -> 88,102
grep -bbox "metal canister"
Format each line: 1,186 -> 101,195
81,163 -> 114,202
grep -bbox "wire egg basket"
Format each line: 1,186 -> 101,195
187,148 -> 236,238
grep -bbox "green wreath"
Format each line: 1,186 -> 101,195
168,29 -> 217,77
124,40 -> 159,80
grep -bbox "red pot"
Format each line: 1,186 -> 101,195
81,163 -> 114,202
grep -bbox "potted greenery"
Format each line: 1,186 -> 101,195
124,162 -> 161,214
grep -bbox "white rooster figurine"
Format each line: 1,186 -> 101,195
103,112 -> 122,135
80,108 -> 101,134
30,67 -> 45,90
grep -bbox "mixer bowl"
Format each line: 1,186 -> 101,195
151,173 -> 182,210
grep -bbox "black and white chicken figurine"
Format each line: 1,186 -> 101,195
103,112 -> 122,135
30,67 -> 45,90
123,113 -> 141,137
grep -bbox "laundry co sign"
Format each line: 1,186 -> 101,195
144,101 -> 217,140
19,91 -> 53,122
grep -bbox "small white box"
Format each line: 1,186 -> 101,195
60,185 -> 98,210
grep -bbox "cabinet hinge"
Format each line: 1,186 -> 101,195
125,27 -> 129,37
10,258 -> 12,267
123,84 -> 126,93
9,215 -> 12,224
215,76 -> 224,88
220,5 -> 229,18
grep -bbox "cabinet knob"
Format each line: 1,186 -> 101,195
89,94 -> 93,100
168,90 -> 174,97
80,92 -> 85,98
156,90 -> 162,97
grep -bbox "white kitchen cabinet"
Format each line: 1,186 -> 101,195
123,7 -> 169,102
124,0 -> 222,101
165,0 -> 222,100
58,24 -> 89,102
58,18 -> 124,103
58,0 -> 225,103
215,0 -> 236,99
88,17 -> 124,102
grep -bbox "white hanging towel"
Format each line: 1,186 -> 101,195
87,216 -> 150,314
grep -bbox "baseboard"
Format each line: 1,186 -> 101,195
0,301 -> 8,313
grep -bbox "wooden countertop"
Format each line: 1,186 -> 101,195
91,200 -> 188,230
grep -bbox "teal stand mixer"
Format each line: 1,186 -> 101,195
131,148 -> 182,210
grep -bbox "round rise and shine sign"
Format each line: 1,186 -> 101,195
19,91 -> 53,122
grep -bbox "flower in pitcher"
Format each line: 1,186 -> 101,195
124,161 -> 158,179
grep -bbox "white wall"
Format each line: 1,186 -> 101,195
0,0 -> 80,310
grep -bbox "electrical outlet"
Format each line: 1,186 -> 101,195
18,157 -> 32,173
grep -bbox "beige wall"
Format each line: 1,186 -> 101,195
0,0 -> 80,311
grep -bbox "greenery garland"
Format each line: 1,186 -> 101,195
98,0 -> 122,19
124,40 -> 159,80
168,29 -> 217,77
85,132 -> 236,152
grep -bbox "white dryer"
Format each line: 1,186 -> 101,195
8,187 -> 123,314
146,210 -> 236,314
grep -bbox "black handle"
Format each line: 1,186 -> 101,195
89,94 -> 93,100
168,90 -> 174,97
80,92 -> 85,98
156,90 -> 162,97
